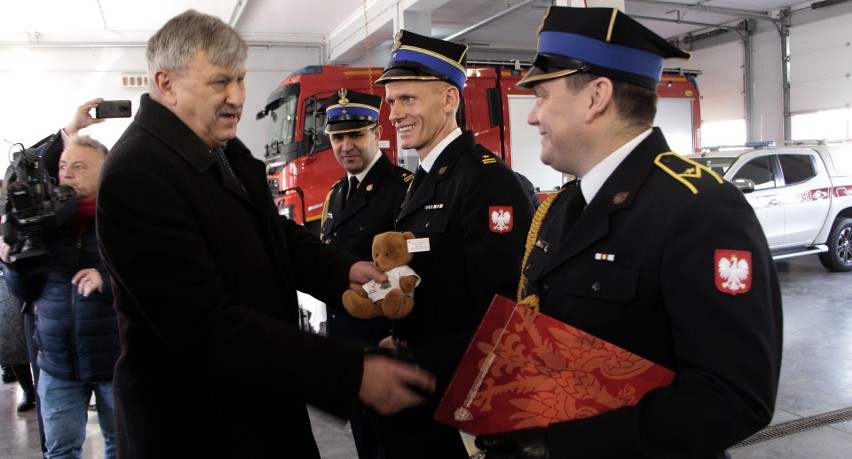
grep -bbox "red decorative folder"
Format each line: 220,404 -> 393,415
435,295 -> 676,435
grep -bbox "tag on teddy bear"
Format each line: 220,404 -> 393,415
407,238 -> 430,253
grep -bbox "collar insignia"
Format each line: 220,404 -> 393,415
612,192 -> 629,205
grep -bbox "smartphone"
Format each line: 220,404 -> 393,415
95,100 -> 132,119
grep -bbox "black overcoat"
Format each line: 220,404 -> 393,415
384,131 -> 535,458
97,94 -> 364,458
524,129 -> 783,458
320,153 -> 412,345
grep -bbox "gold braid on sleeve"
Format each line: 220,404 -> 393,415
517,186 -> 567,312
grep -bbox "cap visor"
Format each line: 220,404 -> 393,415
516,66 -> 580,89
325,122 -> 377,135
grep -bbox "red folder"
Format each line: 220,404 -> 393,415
435,295 -> 676,435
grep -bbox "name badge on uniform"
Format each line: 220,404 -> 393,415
407,238 -> 431,253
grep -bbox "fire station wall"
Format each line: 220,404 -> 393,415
0,45 -> 319,171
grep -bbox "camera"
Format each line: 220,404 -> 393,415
1,147 -> 78,276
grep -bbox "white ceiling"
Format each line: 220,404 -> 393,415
0,0 -> 816,61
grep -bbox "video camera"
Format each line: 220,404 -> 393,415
1,146 -> 78,276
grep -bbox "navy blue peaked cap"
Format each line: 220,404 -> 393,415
324,89 -> 382,135
376,30 -> 468,90
518,7 -> 690,90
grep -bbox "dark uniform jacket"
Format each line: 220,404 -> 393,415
385,131 -> 535,458
523,128 -> 783,458
97,94 -> 364,458
320,153 -> 412,345
3,221 -> 118,382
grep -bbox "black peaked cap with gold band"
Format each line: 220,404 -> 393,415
517,6 -> 691,90
324,88 -> 383,135
375,30 -> 469,90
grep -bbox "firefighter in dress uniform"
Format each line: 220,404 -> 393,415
473,7 -> 783,459
319,89 -> 413,459
373,30 -> 536,458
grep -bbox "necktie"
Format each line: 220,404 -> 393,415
346,176 -> 359,204
563,180 -> 586,234
212,146 -> 237,180
410,166 -> 426,194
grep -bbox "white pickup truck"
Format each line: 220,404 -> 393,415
690,141 -> 852,272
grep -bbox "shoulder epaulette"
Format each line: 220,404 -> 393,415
481,154 -> 498,165
472,144 -> 499,166
389,166 -> 414,183
654,152 -> 723,194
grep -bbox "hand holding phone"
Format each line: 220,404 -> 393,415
95,100 -> 132,119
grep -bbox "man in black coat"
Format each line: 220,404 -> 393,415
475,7 -> 783,458
319,89 -> 413,459
96,10 -> 434,458
373,30 -> 535,458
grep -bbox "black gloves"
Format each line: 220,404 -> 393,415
475,427 -> 550,459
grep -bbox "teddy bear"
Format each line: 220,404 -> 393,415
342,231 -> 421,320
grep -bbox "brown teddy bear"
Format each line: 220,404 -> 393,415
342,231 -> 421,320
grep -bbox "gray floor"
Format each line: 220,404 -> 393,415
2,255 -> 851,458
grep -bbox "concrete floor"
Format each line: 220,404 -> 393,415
2,254 -> 851,458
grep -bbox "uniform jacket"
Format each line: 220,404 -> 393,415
320,153 -> 411,345
97,94 -> 364,458
3,221 -> 118,382
523,128 -> 783,458
385,131 -> 535,458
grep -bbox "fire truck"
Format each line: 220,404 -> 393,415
257,64 -> 701,232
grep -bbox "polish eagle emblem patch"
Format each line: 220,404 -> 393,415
489,206 -> 513,233
715,250 -> 752,295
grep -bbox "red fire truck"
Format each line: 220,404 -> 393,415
257,64 -> 701,232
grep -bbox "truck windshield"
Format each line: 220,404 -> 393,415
267,84 -> 299,146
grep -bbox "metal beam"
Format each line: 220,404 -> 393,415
443,0 -> 538,41
228,0 -> 250,28
628,0 -> 780,23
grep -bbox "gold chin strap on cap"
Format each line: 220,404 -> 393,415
517,186 -> 568,312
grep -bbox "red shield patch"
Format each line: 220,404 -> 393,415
489,206 -> 513,233
714,250 -> 752,295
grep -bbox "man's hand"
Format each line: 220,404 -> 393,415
358,354 -> 435,415
0,237 -> 13,264
71,268 -> 104,297
349,260 -> 388,290
475,428 -> 550,459
64,98 -> 106,136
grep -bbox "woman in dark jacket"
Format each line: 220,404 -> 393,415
1,134 -> 118,459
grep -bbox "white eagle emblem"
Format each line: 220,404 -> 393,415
490,208 -> 512,233
716,252 -> 751,294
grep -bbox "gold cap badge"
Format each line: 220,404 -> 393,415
337,88 -> 349,105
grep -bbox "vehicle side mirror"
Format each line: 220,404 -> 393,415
732,178 -> 756,193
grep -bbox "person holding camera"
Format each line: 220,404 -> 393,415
31,98 -> 107,181
1,134 -> 118,459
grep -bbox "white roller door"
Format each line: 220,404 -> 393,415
789,14 -> 852,113
675,40 -> 745,124
654,97 -> 695,155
